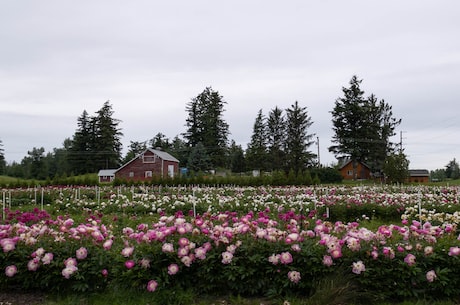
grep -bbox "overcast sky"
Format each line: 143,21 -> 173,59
1,1 -> 459,171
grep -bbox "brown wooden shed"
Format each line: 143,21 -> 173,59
408,169 -> 430,183
339,159 -> 372,180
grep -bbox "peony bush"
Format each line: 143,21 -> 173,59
1,185 -> 460,301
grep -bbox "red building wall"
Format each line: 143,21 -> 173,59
339,162 -> 371,180
116,150 -> 179,182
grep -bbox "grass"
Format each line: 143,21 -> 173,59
25,291 -> 460,305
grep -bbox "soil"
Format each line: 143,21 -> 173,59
0,291 -> 46,305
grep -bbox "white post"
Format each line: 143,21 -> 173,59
41,188 -> 44,210
2,191 -> 5,220
418,191 -> 422,224
326,207 -> 330,218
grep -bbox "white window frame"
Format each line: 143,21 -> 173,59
143,155 -> 157,163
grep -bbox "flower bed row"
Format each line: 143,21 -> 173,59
3,185 -> 460,224
2,201 -> 460,301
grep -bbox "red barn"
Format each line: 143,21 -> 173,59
115,148 -> 179,181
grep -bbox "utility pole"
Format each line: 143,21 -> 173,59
317,136 -> 320,168
399,131 -> 406,153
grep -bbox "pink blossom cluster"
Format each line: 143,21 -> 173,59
2,204 -> 459,292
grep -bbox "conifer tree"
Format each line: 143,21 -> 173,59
329,76 -> 401,179
183,87 -> 229,169
246,109 -> 268,171
285,101 -> 316,173
266,106 -> 286,171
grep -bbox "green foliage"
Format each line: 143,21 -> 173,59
246,109 -> 269,171
329,75 -> 401,174
183,87 -> 229,168
383,152 -> 410,183
285,101 -> 316,172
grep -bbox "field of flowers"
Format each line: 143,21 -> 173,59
1,185 -> 460,303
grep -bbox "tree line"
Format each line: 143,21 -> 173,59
0,75 -> 443,183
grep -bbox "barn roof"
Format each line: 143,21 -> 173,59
147,148 -> 179,163
115,148 -> 179,172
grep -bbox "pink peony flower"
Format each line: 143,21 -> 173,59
42,252 -> 54,265
288,270 -> 301,283
64,257 -> 77,267
291,244 -> 301,252
140,258 -> 151,269
323,255 -> 333,267
449,246 -> 460,256
62,265 -> 78,279
180,255 -> 194,267
382,247 -> 395,259
76,247 -> 88,260
162,243 -> 174,253
279,252 -> 293,264
268,254 -> 280,265
178,237 -> 190,247
0,238 -> 16,252
125,260 -> 135,269
27,258 -> 40,271
194,247 -> 207,260
404,253 -> 416,266
32,247 -> 45,258
330,249 -> 342,259
146,280 -> 158,292
168,263 -> 179,275
5,265 -> 17,277
121,246 -> 134,257
426,270 -> 437,282
424,246 -> 434,256
101,269 -> 108,277
352,261 -> 366,274
103,239 -> 113,250
221,251 -> 234,264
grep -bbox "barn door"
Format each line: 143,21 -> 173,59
168,165 -> 175,178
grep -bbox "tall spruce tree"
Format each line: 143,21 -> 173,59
246,109 -> 268,171
69,101 -> 123,174
69,110 -> 94,174
329,76 -> 401,179
266,107 -> 286,171
285,101 -> 316,173
228,140 -> 246,173
93,101 -> 123,170
183,87 -> 229,169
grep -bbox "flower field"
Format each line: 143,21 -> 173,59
1,185 -> 460,303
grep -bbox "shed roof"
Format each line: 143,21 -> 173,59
338,158 -> 370,170
98,169 -> 117,177
409,169 -> 430,177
